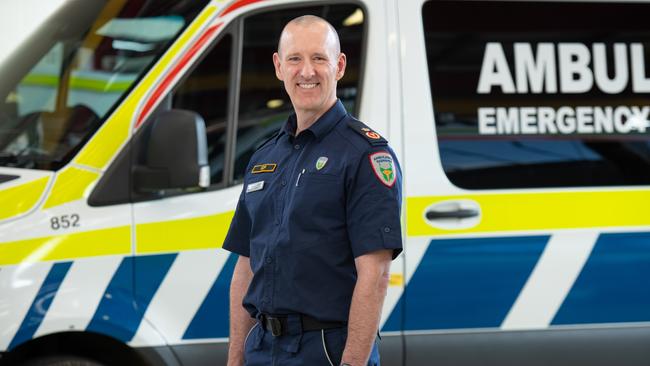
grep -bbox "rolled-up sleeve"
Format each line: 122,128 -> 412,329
346,146 -> 403,259
222,187 -> 251,257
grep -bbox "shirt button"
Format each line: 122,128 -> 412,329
266,257 -> 273,264
384,227 -> 391,233
294,144 -> 301,150
281,180 -> 286,186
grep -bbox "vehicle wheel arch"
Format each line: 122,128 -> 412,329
2,331 -> 154,366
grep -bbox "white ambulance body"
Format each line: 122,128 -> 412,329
0,0 -> 649,365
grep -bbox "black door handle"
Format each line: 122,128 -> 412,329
426,209 -> 479,220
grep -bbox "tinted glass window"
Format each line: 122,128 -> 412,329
423,1 -> 650,189
172,35 -> 232,186
0,0 -> 209,170
233,4 -> 365,181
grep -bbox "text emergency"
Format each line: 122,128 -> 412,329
476,42 -> 650,135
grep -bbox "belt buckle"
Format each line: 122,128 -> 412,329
267,316 -> 282,337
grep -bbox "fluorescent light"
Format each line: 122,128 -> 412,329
267,99 -> 284,109
343,9 -> 363,27
112,40 -> 155,52
98,16 -> 185,42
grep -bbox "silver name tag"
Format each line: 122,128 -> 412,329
246,181 -> 264,193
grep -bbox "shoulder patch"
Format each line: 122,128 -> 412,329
369,151 -> 396,187
347,119 -> 387,146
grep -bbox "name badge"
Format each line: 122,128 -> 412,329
246,181 -> 264,193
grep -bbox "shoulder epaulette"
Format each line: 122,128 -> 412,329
254,130 -> 280,152
347,119 -> 387,146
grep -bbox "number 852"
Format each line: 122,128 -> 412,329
50,214 -> 80,230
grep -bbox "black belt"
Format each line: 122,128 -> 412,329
259,313 -> 346,337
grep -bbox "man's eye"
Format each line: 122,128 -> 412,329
288,57 -> 300,62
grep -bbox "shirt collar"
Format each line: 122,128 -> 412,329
279,99 -> 347,141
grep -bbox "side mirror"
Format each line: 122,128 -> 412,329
134,109 -> 209,192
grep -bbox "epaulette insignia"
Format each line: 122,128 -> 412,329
347,119 -> 387,146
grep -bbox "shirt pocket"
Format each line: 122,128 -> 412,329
301,171 -> 340,184
290,171 -> 346,239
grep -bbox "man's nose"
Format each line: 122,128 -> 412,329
300,60 -> 315,79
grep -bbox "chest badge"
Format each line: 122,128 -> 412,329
316,156 -> 328,170
252,163 -> 277,174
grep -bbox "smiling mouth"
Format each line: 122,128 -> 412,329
297,83 -> 319,89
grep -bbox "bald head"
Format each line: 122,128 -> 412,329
272,14 -> 347,121
277,15 -> 340,57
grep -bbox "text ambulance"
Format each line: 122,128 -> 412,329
0,0 -> 649,365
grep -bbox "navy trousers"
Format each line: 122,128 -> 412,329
244,322 -> 380,366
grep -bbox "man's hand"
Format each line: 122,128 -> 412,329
227,255 -> 255,366
340,249 -> 393,366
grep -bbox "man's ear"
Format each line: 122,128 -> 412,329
336,52 -> 347,81
273,52 -> 283,81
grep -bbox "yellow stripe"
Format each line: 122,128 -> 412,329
389,273 -> 404,287
0,226 -> 130,265
42,167 -> 99,210
0,177 -> 50,221
73,5 -> 219,170
136,211 -> 234,254
407,189 -> 650,236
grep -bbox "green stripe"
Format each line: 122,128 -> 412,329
20,74 -> 134,92
21,74 -> 59,87
69,77 -> 134,92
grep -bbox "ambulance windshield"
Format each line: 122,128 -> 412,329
0,0 -> 208,170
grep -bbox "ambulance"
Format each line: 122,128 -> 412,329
1,0 -> 649,365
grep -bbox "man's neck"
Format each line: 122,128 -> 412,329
294,99 -> 337,136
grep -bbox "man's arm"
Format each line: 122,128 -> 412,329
227,255 -> 256,366
341,249 -> 393,366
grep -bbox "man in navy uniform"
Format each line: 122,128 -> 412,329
223,15 -> 402,366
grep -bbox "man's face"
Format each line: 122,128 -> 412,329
273,22 -> 346,116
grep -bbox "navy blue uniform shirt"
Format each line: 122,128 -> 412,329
223,100 -> 403,323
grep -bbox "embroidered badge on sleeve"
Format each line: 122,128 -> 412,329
369,151 -> 396,187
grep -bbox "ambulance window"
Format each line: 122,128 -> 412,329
0,0 -> 210,170
172,35 -> 232,186
422,1 -> 650,189
232,4 -> 365,182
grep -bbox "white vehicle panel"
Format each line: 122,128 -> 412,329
134,249 -> 231,345
34,256 -> 123,337
0,263 -> 52,350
